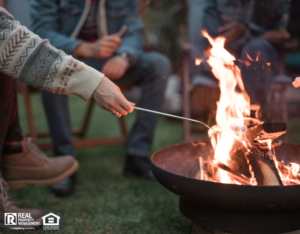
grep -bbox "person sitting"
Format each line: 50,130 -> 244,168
0,6 -> 133,226
29,0 -> 171,195
187,0 -> 291,118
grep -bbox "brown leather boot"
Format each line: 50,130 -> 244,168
3,137 -> 79,189
0,178 -> 42,229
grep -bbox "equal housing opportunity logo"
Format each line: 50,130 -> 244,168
42,213 -> 61,231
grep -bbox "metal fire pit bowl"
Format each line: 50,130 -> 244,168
151,142 -> 300,234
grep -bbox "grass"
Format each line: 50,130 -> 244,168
5,94 -> 300,234
6,94 -> 192,234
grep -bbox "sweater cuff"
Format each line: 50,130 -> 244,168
71,63 -> 104,101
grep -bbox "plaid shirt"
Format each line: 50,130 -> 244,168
77,0 -> 99,42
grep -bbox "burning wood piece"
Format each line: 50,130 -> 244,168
204,160 -> 251,185
242,123 -> 287,185
245,147 -> 283,185
245,123 -> 287,150
277,161 -> 300,185
228,141 -> 252,178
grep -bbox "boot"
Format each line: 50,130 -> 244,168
0,178 -> 42,229
3,137 -> 79,189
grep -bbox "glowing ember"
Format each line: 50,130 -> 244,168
195,58 -> 203,66
198,30 -> 300,186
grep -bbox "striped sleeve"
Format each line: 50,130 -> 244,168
0,10 -> 103,101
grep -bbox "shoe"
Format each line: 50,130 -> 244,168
123,155 -> 155,180
3,137 -> 79,189
0,178 -> 42,229
50,173 -> 76,197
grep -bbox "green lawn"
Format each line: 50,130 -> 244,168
6,94 -> 300,234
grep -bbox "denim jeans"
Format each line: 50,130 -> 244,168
0,74 -> 23,164
41,52 -> 171,158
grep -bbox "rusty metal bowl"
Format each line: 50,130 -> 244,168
151,142 -> 300,234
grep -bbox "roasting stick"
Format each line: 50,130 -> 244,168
133,106 -> 215,131
132,106 -> 249,133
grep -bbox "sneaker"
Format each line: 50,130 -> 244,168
50,173 -> 76,197
3,137 -> 79,189
123,155 -> 155,180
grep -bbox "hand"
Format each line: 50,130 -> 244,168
259,30 -> 290,46
101,55 -> 129,80
92,77 -> 133,117
74,35 -> 122,59
218,17 -> 248,45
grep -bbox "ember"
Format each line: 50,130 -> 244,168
192,31 -> 300,186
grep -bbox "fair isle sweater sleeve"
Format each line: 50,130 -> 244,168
0,10 -> 104,101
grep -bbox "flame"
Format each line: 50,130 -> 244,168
200,29 -> 300,186
257,139 -> 272,150
201,30 -> 250,184
240,51 -> 271,69
195,58 -> 203,66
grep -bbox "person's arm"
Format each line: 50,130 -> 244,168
0,9 -> 132,116
29,0 -> 84,55
115,0 -> 144,65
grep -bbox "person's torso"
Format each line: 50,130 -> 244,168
58,0 -> 133,37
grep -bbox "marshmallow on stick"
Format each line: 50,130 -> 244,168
292,77 -> 300,88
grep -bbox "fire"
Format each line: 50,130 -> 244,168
201,30 -> 250,184
195,58 -> 203,66
200,30 -> 300,186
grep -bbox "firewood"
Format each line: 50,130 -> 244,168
245,146 -> 283,185
204,160 -> 251,185
246,123 -> 287,150
277,161 -> 300,185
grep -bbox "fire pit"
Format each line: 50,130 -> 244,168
150,30 -> 300,234
151,141 -> 300,234
137,29 -> 299,232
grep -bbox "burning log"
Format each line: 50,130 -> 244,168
246,123 -> 287,150
245,147 -> 282,185
277,161 -> 300,185
189,123 -> 289,186
243,123 -> 287,185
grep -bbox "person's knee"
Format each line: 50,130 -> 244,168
142,52 -> 172,79
244,39 -> 277,60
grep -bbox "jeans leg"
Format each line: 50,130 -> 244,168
239,39 -> 279,117
120,52 -> 171,157
0,74 -> 19,164
187,0 -> 207,61
41,90 -> 76,157
187,0 -> 223,80
82,53 -> 171,157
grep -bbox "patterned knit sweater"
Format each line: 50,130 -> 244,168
0,9 -> 104,101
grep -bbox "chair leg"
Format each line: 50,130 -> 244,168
20,83 -> 38,143
120,116 -> 128,137
78,99 -> 95,138
183,47 -> 191,142
280,86 -> 288,142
